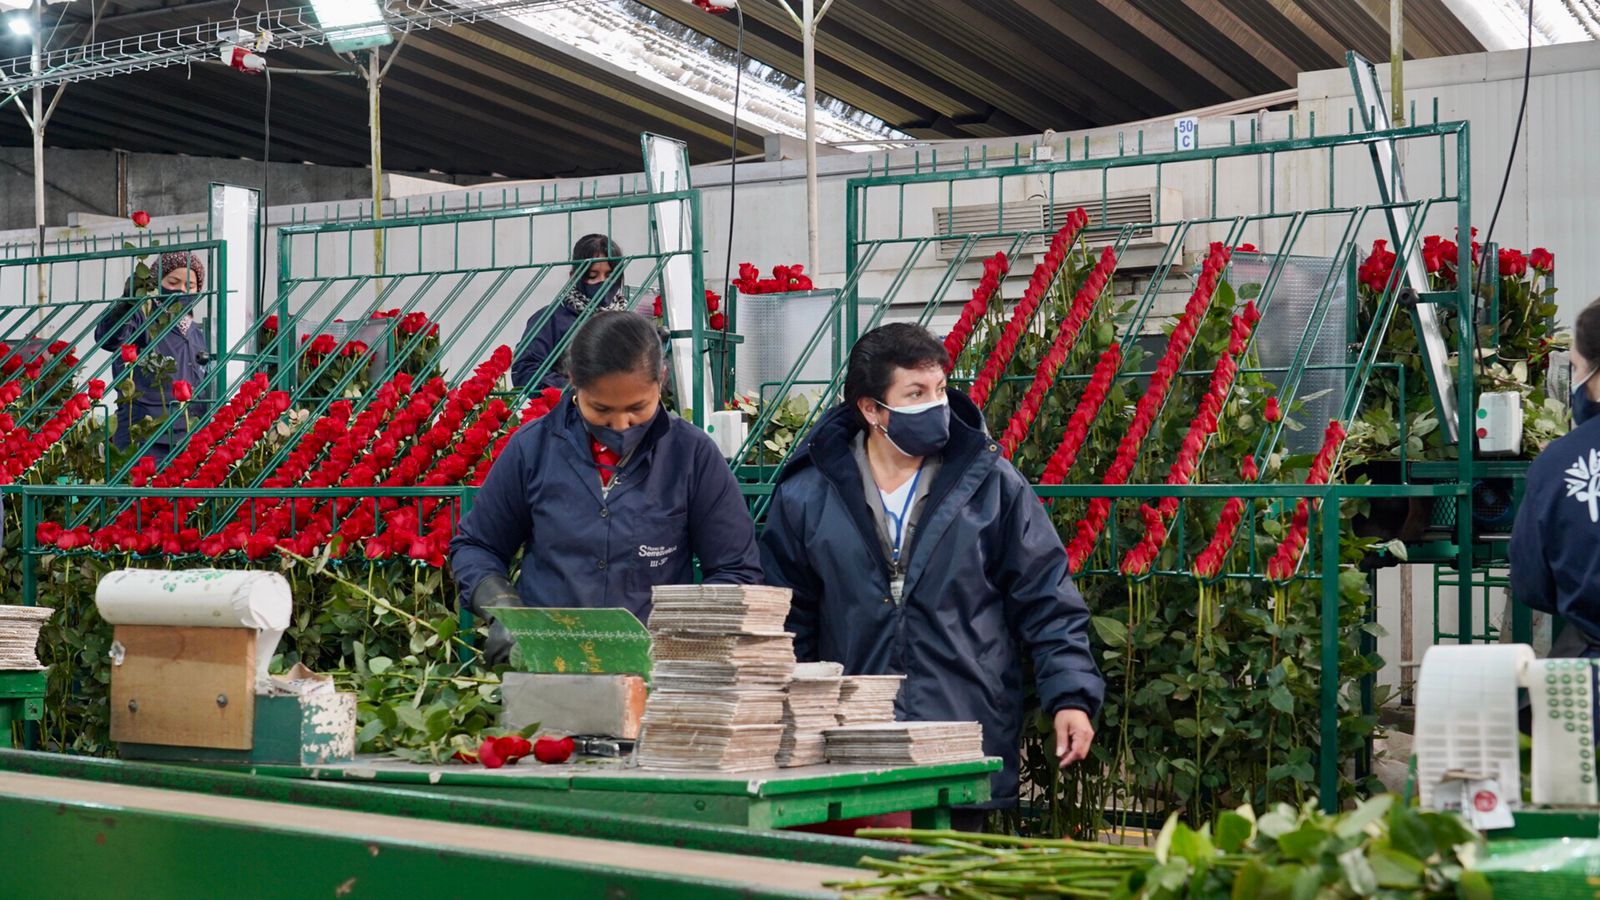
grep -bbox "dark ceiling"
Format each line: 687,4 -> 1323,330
0,0 -> 1487,178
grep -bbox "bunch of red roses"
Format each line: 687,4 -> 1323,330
1040,343 -> 1122,488
998,245 -> 1117,457
942,252 -> 1010,371
733,263 -> 814,295
968,210 -> 1091,407
1264,419 -> 1348,581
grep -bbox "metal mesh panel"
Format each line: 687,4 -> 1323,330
734,291 -> 846,403
1232,252 -> 1348,454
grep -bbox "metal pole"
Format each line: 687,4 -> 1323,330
31,0 -> 45,303
368,49 -> 385,281
1390,0 -> 1405,127
802,0 -> 819,278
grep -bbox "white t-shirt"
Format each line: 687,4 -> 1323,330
880,477 -> 918,556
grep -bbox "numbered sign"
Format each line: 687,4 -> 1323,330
1176,117 -> 1199,152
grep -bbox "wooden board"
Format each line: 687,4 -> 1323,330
109,625 -> 255,750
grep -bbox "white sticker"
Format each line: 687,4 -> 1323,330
1463,779 -> 1515,830
1176,117 -> 1200,152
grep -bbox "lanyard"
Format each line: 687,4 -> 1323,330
887,465 -> 924,566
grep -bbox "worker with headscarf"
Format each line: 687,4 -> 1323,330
511,234 -> 634,390
94,250 -> 212,461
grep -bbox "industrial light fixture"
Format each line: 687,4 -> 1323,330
309,0 -> 393,53
5,14 -> 30,36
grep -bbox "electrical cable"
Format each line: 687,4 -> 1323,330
722,4 -> 744,300
1470,0 -> 1535,379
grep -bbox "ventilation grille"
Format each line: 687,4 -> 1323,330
932,188 -> 1172,260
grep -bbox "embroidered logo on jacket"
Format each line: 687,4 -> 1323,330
639,544 -> 679,568
1564,449 -> 1600,522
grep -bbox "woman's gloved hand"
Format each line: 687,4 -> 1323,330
471,576 -> 522,665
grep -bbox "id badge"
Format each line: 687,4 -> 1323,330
890,578 -> 906,604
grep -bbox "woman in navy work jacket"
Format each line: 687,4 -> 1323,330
1511,297 -> 1600,659
510,234 -> 632,390
450,311 -> 763,661
94,251 -> 212,461
760,323 -> 1104,830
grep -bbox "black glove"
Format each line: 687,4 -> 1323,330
471,576 -> 521,665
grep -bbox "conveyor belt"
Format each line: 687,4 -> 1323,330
0,771 -> 863,898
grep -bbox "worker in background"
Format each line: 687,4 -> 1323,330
95,251 -> 211,461
452,311 -> 762,662
1511,296 -> 1600,660
760,323 -> 1104,832
511,234 -> 633,390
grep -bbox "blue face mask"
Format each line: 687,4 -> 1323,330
1574,368 -> 1600,426
875,395 -> 951,458
585,418 -> 650,459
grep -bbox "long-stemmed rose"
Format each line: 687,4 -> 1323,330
999,245 -> 1117,457
968,210 -> 1090,407
943,252 -> 1010,372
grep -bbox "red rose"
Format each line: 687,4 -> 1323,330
47,340 -> 69,356
36,521 -> 61,546
131,210 -> 151,228
709,312 -> 726,331
342,340 -> 369,358
309,334 -> 337,356
1530,247 -> 1554,273
262,314 -> 279,334
705,289 -> 721,313
1264,397 -> 1282,423
533,735 -> 575,764
1235,243 -> 1258,253
120,344 -> 139,364
172,380 -> 193,402
652,295 -> 663,318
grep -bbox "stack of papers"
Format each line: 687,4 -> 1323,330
647,585 -> 792,633
777,669 -> 845,768
638,585 -> 796,772
0,606 -> 52,670
836,674 -> 904,725
824,721 -> 987,766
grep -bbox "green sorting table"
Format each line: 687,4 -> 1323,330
0,670 -> 46,747
242,755 -> 1000,830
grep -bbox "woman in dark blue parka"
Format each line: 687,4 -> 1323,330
451,311 -> 762,661
510,234 -> 632,390
761,323 -> 1104,829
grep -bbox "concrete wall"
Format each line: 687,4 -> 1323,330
0,146 -> 478,232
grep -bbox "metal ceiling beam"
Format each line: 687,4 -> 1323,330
905,0 -> 1147,124
634,0 -> 937,130
1009,0 -> 1216,112
1174,0 -> 1303,84
440,24 -> 760,153
1090,0 -> 1253,98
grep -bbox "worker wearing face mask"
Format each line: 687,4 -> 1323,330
1512,296 -> 1600,660
511,234 -> 636,390
760,323 -> 1104,831
94,251 -> 212,461
452,311 -> 762,663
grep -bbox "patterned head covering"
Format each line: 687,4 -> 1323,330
159,251 -> 206,292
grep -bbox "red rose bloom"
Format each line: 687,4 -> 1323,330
131,210 -> 151,228
120,344 -> 139,364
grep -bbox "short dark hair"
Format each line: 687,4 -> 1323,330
1577,297 -> 1600,366
843,323 -> 948,422
566,311 -> 662,388
572,234 -> 622,278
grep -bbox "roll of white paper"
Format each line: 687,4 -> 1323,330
1528,658 -> 1600,806
1413,643 -> 1535,810
95,568 -> 291,682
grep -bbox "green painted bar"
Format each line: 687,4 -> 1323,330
0,791 -> 843,900
0,749 -> 912,869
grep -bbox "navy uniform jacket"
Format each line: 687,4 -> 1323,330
1511,415 -> 1600,651
509,301 -> 579,391
94,293 -> 210,455
759,389 -> 1105,807
449,398 -> 763,623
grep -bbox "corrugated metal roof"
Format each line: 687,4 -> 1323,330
0,0 -> 1495,178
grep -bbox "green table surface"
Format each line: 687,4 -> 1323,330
243,754 -> 1001,829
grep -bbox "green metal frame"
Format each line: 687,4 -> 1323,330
239,757 -> 996,830
0,671 -> 45,748
0,748 -> 911,869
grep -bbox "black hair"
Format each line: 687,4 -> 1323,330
572,234 -> 622,279
566,311 -> 663,388
843,323 -> 949,424
1577,297 -> 1600,367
